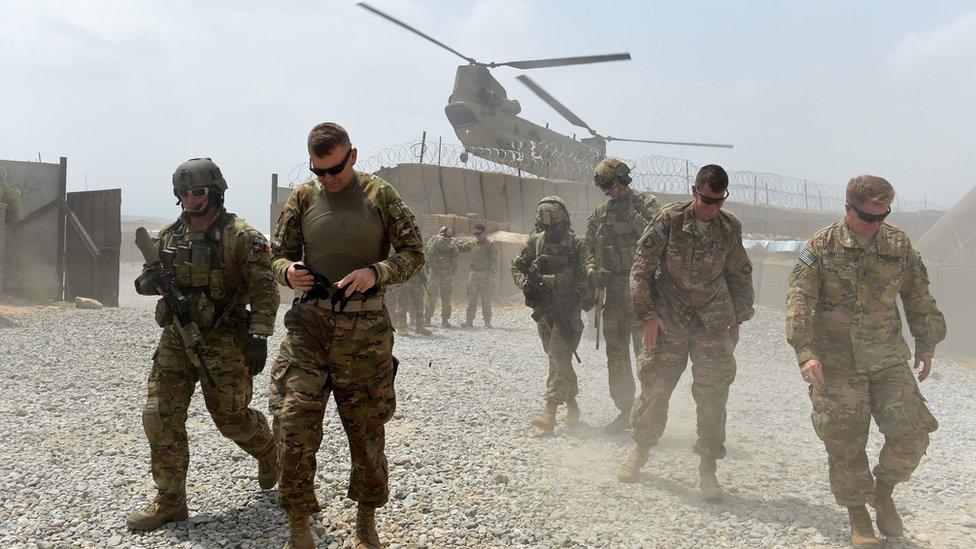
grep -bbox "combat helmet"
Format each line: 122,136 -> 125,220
536,196 -> 570,231
172,158 -> 228,194
593,157 -> 632,189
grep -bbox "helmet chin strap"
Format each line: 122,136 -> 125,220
183,197 -> 213,218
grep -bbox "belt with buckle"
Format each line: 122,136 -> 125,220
310,295 -> 386,313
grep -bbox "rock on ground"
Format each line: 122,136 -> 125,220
0,263 -> 974,548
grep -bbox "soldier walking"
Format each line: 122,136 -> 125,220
616,165 -> 754,504
425,226 -> 466,327
128,158 -> 279,530
786,175 -> 944,548
512,197 -> 595,432
461,223 -> 498,328
269,123 -> 424,548
584,158 -> 660,432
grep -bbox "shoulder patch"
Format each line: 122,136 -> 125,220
653,220 -> 669,240
799,249 -> 818,267
251,234 -> 269,254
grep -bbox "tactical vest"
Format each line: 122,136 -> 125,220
470,241 -> 493,272
301,180 -> 385,283
429,236 -> 458,274
535,232 -> 582,296
158,212 -> 243,329
597,198 -> 642,274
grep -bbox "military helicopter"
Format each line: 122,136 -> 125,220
358,2 -> 732,181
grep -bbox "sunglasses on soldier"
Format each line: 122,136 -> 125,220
309,148 -> 352,177
848,202 -> 891,223
693,185 -> 729,205
177,188 -> 209,198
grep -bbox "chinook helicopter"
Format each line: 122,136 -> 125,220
359,2 -> 732,181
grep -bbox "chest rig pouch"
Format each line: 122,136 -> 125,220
600,200 -> 640,274
158,217 -> 236,329
536,234 -> 579,296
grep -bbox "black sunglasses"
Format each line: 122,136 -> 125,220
693,186 -> 729,205
848,202 -> 891,223
177,187 -> 209,198
309,148 -> 352,177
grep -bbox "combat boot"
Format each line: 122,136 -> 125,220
847,505 -> 882,548
565,398 -> 581,427
871,480 -> 904,537
604,411 -> 629,434
284,514 -> 315,549
698,456 -> 724,502
126,496 -> 188,531
530,401 -> 558,432
461,320 -> 474,328
258,454 -> 279,490
616,444 -> 650,483
415,325 -> 432,336
484,319 -> 492,328
441,319 -> 452,328
354,505 -> 381,548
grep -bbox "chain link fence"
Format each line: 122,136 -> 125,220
288,137 -> 942,213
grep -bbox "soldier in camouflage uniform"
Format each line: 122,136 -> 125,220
425,226 -> 466,327
399,265 -> 432,335
584,157 -> 660,432
461,223 -> 497,328
786,175 -> 945,548
617,165 -> 754,503
128,158 -> 279,530
269,123 -> 423,549
512,197 -> 595,432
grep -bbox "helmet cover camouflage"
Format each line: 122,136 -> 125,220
593,157 -> 632,188
536,196 -> 570,229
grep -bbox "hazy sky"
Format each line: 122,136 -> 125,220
2,1 -> 974,231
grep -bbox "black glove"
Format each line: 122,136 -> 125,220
589,268 -> 612,288
522,283 -> 542,304
244,335 -> 269,376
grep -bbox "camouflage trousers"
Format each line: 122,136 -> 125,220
425,271 -> 454,322
810,362 -> 938,507
631,324 -> 736,459
269,302 -> 397,517
142,323 -> 275,504
390,277 -> 425,331
465,270 -> 494,324
601,275 -> 641,413
536,307 -> 584,404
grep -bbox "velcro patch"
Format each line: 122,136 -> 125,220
799,249 -> 817,267
653,221 -> 668,240
251,236 -> 269,254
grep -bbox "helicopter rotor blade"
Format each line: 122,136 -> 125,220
516,75 -> 593,132
494,53 -> 631,70
606,136 -> 734,149
357,2 -> 477,65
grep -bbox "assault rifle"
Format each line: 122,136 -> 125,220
134,227 -> 216,387
524,269 -> 582,364
293,264 -> 378,312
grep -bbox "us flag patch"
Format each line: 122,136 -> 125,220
653,221 -> 668,240
799,249 -> 817,267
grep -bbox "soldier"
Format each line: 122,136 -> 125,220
400,266 -> 432,336
461,223 -> 498,328
425,226 -> 466,327
617,165 -> 754,503
584,157 -> 660,432
128,158 -> 279,530
269,123 -> 423,549
786,175 -> 944,547
512,197 -> 594,432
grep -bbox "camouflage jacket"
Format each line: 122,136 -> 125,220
585,190 -> 660,276
461,239 -> 497,273
511,231 -> 595,299
136,209 -> 279,336
632,202 -> 754,331
271,171 -> 424,293
426,234 -> 463,276
785,219 -> 946,372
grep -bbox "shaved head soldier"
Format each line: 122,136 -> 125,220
786,175 -> 945,547
269,123 -> 424,548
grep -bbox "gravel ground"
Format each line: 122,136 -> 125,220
1,264 -> 975,548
